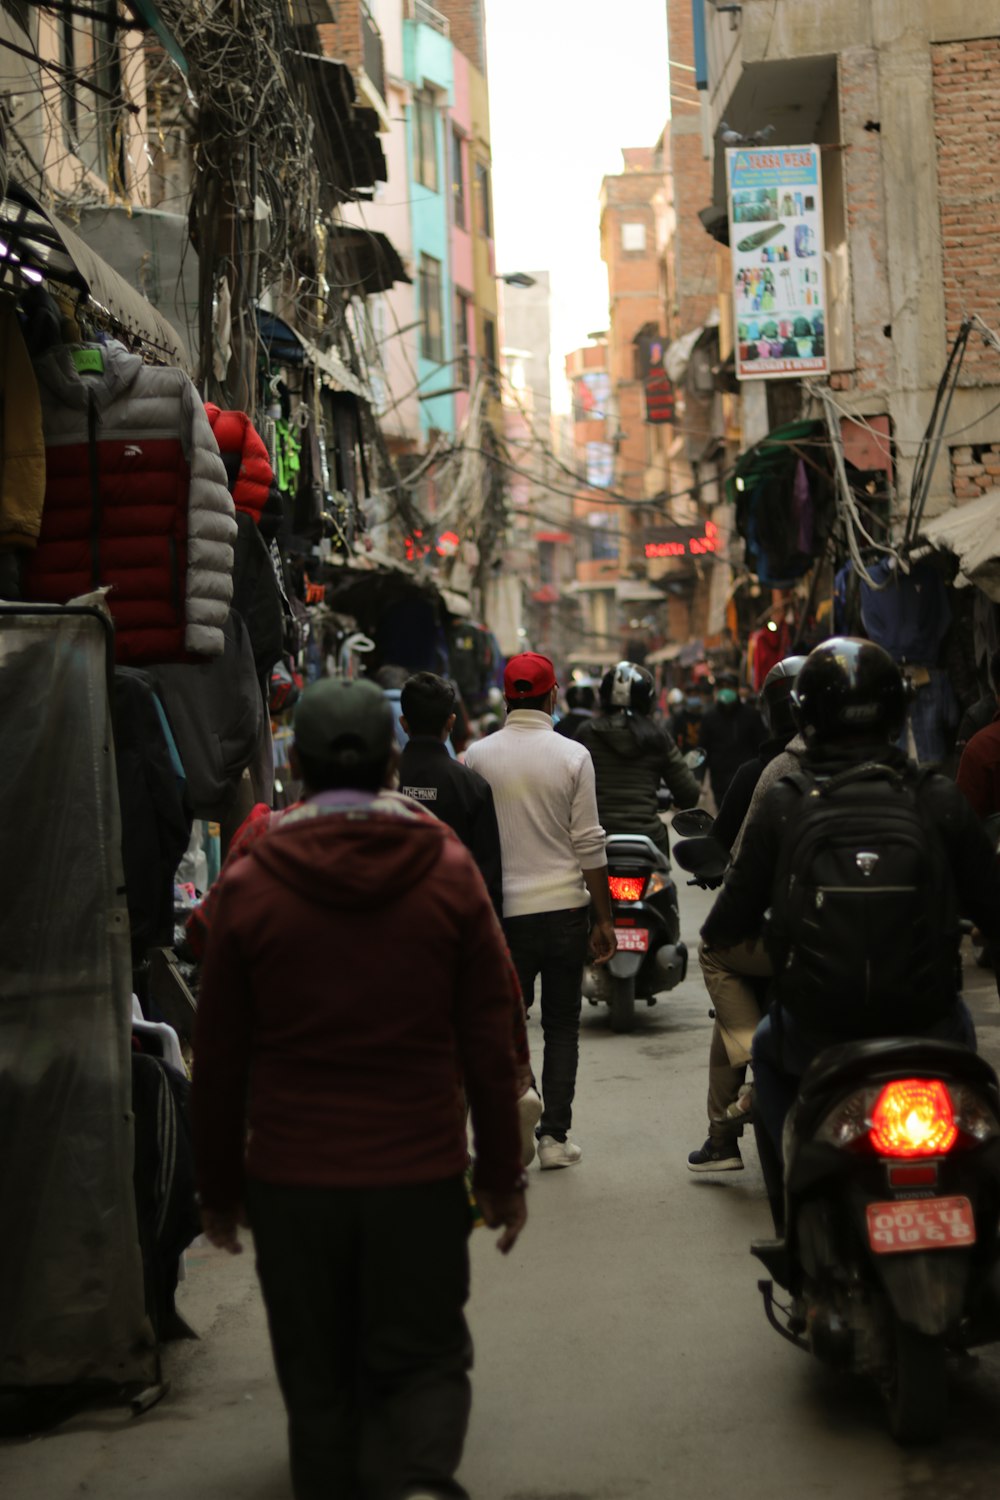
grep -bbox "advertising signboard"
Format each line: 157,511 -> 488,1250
726,144 -> 828,380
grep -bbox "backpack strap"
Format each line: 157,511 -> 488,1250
819,761 -> 906,797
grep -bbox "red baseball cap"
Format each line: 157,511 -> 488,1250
503,652 -> 557,700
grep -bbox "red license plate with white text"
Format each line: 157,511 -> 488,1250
866,1196 -> 976,1254
615,928 -> 649,952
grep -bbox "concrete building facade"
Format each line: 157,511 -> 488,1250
698,0 -> 1000,522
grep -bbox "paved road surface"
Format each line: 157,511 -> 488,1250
4,875 -> 1000,1499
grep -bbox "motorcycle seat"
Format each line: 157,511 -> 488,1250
604,833 -> 671,871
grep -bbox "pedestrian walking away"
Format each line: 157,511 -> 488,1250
553,680 -> 597,741
397,670 -> 541,1161
398,671 -> 504,917
465,652 -> 616,1171
192,677 -> 527,1500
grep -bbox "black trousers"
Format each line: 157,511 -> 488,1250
246,1176 -> 473,1500
503,905 -> 589,1142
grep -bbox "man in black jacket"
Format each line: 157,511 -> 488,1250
554,682 -> 597,741
698,672 -> 766,808
701,639 -> 1000,1215
399,672 -> 504,918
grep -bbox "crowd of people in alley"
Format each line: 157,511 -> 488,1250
187,639 -> 1000,1500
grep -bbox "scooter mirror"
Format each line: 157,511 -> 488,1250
672,834 -> 729,882
672,807 -> 715,837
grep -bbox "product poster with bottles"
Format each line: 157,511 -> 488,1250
726,144 -> 828,380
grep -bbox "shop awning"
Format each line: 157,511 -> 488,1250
918,491 -> 1000,602
328,225 -> 410,294
256,309 -> 372,400
616,579 -> 665,604
645,641 -> 682,665
0,182 -> 189,366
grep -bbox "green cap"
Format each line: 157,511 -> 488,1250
293,677 -> 395,770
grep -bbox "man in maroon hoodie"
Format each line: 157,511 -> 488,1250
192,677 -> 526,1500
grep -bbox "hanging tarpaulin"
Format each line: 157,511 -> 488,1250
727,145 -> 828,381
919,490 -> 1000,602
0,606 -> 155,1389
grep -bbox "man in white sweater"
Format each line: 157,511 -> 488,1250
466,653 -> 616,1169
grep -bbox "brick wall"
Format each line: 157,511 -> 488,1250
317,15 -> 361,74
950,442 -> 1000,501
932,36 -> 1000,384
434,0 -> 485,72
666,0 -> 714,336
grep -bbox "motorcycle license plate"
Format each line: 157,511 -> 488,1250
866,1196 -> 976,1255
615,928 -> 649,953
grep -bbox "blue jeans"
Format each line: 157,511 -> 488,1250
752,1002 -> 978,1165
503,906 -> 590,1142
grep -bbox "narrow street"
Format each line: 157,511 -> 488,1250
7,871 -> 1000,1500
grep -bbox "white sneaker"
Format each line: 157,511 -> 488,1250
518,1087 -> 543,1166
537,1134 -> 583,1170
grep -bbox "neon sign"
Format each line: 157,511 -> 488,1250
644,519 -> 719,560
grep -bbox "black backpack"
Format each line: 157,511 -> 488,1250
769,762 -> 960,1037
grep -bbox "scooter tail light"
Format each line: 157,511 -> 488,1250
815,1081 -> 1000,1154
645,871 -> 671,897
608,875 -> 647,902
869,1079 -> 958,1158
952,1084 -> 1000,1143
815,1088 -> 879,1150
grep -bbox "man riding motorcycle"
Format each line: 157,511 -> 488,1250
577,661 -> 700,858
699,638 -> 1000,1223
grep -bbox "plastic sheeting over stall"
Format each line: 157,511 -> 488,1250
0,607 -> 155,1388
919,491 -> 1000,603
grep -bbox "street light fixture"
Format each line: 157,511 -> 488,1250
498,272 -> 536,288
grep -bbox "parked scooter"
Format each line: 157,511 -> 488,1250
752,1037 -> 1000,1443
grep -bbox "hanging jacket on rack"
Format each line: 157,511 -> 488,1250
0,293 -> 45,557
204,403 -> 274,525
22,339 -> 236,664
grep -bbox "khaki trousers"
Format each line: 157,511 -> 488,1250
698,939 -> 773,1139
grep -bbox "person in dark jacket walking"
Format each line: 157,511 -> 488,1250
956,649 -> 1000,818
701,639 -> 1000,1223
698,671 -> 766,808
192,677 -> 526,1500
711,657 -> 807,852
577,661 -> 700,858
554,681 -> 597,741
399,671 -> 504,917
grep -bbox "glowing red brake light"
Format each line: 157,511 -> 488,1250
609,875 -> 647,902
869,1079 -> 958,1158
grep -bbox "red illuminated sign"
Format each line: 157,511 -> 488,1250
644,519 -> 719,560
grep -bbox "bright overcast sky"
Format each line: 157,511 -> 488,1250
485,0 -> 671,413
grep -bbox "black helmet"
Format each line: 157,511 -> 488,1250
760,654 -> 808,742
792,638 -> 906,745
600,660 -> 655,715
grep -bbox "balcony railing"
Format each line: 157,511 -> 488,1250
360,1 -> 385,104
407,0 -> 450,37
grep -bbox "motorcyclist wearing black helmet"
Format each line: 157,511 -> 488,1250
701,637 -> 1000,1217
577,661 -> 701,858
